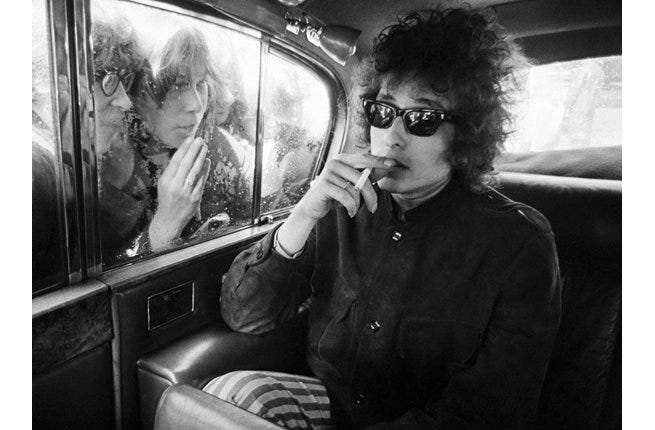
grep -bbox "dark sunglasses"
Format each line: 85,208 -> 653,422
95,68 -> 136,97
362,98 -> 459,137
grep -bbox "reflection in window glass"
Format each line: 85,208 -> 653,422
91,0 -> 260,267
505,56 -> 621,152
32,0 -> 67,292
261,53 -> 331,214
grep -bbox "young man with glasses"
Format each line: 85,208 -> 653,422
216,8 -> 561,429
92,19 -> 148,264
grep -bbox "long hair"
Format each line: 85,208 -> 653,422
146,28 -> 218,107
140,27 -> 246,140
353,7 -> 528,190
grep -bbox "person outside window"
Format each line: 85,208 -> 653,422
91,19 -> 146,264
126,27 -> 252,254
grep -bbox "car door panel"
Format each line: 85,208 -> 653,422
105,233 -> 264,429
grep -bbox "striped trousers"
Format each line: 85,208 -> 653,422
203,370 -> 337,429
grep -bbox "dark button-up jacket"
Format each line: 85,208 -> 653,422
221,177 -> 561,429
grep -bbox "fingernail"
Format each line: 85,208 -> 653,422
371,202 -> 378,213
384,159 -> 396,167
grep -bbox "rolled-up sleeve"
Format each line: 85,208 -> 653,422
220,224 -> 315,334
367,230 -> 562,430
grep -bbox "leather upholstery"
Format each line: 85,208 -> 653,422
496,173 -> 621,429
154,384 -> 282,430
139,311 -> 309,430
145,172 -> 621,430
494,146 -> 622,180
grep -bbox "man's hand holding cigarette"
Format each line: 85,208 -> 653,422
275,153 -> 395,257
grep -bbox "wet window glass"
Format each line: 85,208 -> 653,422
505,56 -> 622,152
260,52 -> 331,214
91,0 -> 260,267
32,0 -> 67,293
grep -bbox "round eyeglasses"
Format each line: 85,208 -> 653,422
95,69 -> 136,97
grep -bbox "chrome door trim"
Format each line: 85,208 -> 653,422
251,38 -> 269,224
49,0 -> 84,285
73,0 -> 103,277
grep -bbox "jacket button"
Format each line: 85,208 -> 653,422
256,250 -> 264,259
368,320 -> 381,332
391,231 -> 402,242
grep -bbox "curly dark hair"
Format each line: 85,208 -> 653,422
353,7 -> 527,190
92,20 -> 143,88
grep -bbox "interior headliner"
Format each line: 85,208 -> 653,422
200,0 -> 620,69
295,0 -> 621,63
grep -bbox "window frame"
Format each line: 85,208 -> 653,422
255,44 -> 342,220
35,0 -> 347,295
33,0 -> 83,296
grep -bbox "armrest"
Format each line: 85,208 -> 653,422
155,384 -> 283,430
138,312 -> 308,430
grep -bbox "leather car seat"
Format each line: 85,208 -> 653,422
142,172 -> 621,430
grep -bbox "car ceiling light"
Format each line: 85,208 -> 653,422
284,12 -> 361,66
278,0 -> 307,6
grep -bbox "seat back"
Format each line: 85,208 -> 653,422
496,172 -> 621,429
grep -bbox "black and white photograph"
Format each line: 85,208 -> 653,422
28,0 -> 631,429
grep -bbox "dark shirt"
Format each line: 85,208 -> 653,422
221,177 -> 561,429
99,177 -> 148,265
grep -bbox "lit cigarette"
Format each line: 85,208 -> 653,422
354,167 -> 372,191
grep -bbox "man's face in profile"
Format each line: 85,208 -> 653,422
94,76 -> 132,153
94,77 -> 133,188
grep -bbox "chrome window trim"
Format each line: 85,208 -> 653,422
252,38 -> 269,224
73,0 -> 103,278
99,222 -> 280,291
32,278 -> 109,319
48,0 -> 85,288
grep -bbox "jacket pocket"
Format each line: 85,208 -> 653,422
399,318 -> 482,374
314,289 -> 357,371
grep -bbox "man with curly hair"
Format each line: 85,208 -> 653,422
92,19 -> 150,264
214,7 -> 561,429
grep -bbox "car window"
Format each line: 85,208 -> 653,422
32,0 -> 67,293
260,51 -> 332,214
90,0 -> 335,268
505,55 -> 621,152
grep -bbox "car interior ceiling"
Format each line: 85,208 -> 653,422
32,0 -> 621,429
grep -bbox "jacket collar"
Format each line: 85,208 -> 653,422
380,175 -> 470,225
